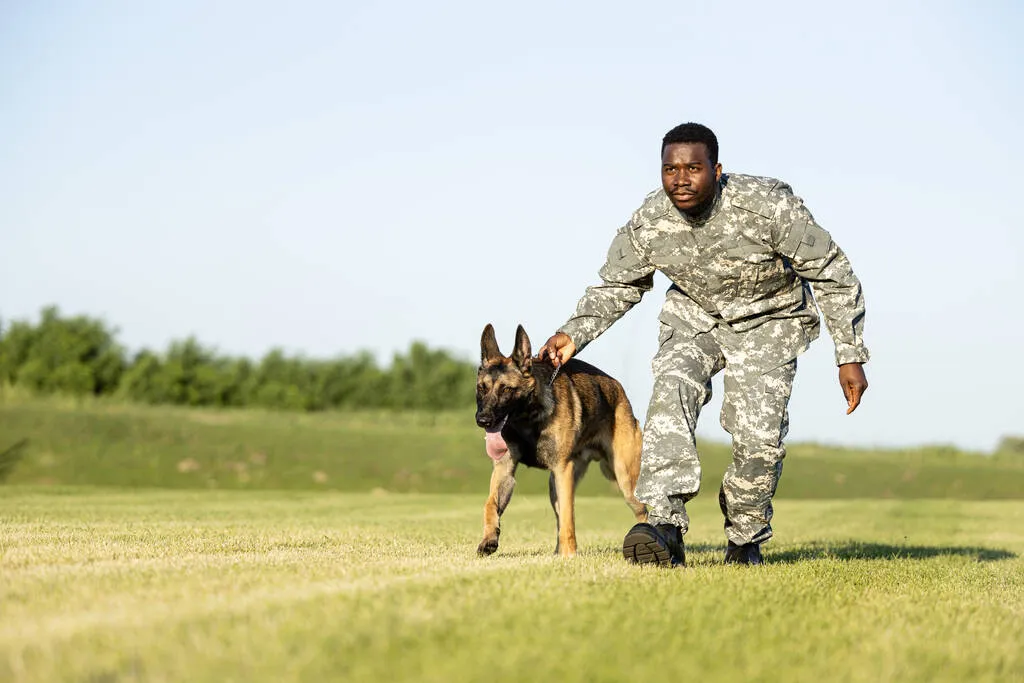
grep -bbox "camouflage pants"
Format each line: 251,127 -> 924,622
634,322 -> 797,545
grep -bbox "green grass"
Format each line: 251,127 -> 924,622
1,488 -> 1022,682
2,396 -> 1024,498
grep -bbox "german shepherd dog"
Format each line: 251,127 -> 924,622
475,324 -> 647,557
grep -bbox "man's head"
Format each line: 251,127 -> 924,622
660,122 -> 722,216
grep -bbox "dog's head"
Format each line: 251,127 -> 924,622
475,323 -> 535,432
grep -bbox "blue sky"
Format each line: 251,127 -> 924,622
2,1 -> 1022,451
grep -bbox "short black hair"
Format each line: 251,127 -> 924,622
661,122 -> 719,166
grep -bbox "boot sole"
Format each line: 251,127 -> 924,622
622,526 -> 674,567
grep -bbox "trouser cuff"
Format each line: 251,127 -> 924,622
725,524 -> 773,546
646,509 -> 688,535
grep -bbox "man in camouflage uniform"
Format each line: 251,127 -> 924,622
538,122 -> 869,567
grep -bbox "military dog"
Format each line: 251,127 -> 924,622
475,323 -> 647,557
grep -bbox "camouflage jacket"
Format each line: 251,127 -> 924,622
558,173 -> 870,366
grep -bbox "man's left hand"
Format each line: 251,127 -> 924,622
838,363 -> 868,415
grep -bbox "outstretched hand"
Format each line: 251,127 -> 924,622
537,332 -> 577,367
839,363 -> 868,415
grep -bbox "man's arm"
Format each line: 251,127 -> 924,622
541,220 -> 655,364
771,184 -> 869,413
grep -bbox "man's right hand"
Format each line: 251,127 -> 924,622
537,332 -> 576,367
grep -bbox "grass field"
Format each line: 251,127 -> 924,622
2,398 -> 1023,681
2,487 -> 1023,683
2,397 -> 1024,498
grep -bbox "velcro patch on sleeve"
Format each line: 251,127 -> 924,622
599,231 -> 649,281
795,223 -> 832,261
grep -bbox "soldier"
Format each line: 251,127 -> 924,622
538,122 -> 869,567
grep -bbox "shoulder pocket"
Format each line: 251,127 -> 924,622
599,230 -> 649,281
795,223 -> 832,261
779,218 -> 832,261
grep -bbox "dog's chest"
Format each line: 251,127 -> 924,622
505,429 -> 550,470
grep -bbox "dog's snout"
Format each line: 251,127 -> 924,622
475,412 -> 493,429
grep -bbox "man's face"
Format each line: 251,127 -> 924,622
661,142 -> 722,215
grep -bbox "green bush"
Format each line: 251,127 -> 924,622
0,306 -> 476,412
0,306 -> 125,395
996,436 -> 1024,457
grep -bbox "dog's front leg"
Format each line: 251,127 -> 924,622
478,456 -> 516,556
551,460 -> 577,557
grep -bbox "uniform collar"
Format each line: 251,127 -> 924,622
644,174 -> 731,226
681,176 -> 727,226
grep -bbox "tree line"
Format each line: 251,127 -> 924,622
0,306 -> 477,411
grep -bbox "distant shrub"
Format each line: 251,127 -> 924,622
0,305 -> 124,396
0,306 -> 476,412
996,436 -> 1024,457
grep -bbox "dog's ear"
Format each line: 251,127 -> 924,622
480,324 -> 502,364
511,324 -> 532,375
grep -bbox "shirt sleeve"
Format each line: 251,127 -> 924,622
557,219 -> 655,353
770,184 -> 870,366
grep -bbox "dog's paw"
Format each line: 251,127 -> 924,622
477,537 -> 499,556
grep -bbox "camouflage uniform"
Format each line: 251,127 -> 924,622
558,174 -> 869,545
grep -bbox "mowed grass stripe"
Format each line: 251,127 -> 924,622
2,554 -> 557,645
1,489 -> 1022,683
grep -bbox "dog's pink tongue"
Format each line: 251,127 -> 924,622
484,428 -> 508,462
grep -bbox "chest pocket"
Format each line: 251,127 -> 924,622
720,244 -> 791,299
636,224 -> 700,281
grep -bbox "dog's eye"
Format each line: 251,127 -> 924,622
500,386 -> 514,397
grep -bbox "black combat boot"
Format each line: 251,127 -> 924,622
622,522 -> 685,567
724,540 -> 763,565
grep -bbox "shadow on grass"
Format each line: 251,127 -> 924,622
766,541 -> 1016,564
581,541 -> 1016,565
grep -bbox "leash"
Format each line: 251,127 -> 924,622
536,348 -> 563,386
548,362 -> 561,386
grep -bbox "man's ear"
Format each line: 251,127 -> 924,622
481,324 -> 503,364
511,324 -> 532,375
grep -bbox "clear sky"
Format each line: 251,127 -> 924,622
2,1 -> 1022,451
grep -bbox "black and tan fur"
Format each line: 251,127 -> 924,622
475,324 -> 647,557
